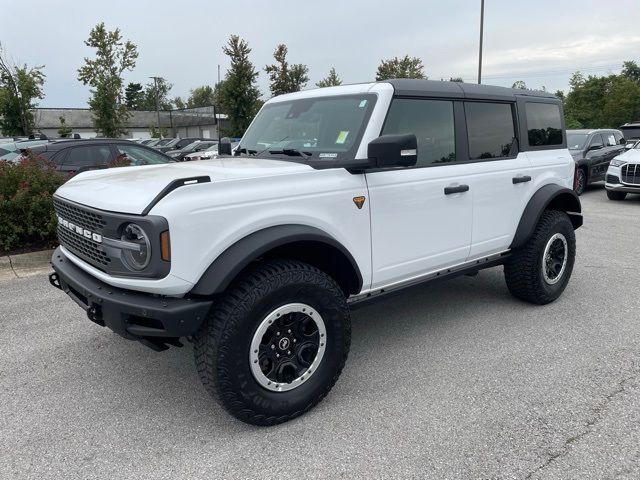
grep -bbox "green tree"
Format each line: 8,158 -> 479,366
173,96 -> 186,110
218,35 -> 261,137
0,43 -> 46,136
621,60 -> 640,83
141,77 -> 173,110
316,68 -> 342,88
124,82 -> 144,110
77,23 -> 138,137
265,44 -> 309,97
57,116 -> 72,137
512,80 -> 527,89
375,55 -> 426,81
149,124 -> 168,138
187,85 -> 216,108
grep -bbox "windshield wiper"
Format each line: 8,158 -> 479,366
268,148 -> 312,158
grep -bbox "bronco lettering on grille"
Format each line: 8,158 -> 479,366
57,215 -> 103,243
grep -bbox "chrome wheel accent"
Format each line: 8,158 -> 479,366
249,303 -> 326,392
542,233 -> 568,285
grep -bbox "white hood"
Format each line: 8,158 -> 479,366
55,157 -> 313,214
615,148 -> 640,164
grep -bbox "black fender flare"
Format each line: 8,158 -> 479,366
510,184 -> 583,249
190,225 -> 363,296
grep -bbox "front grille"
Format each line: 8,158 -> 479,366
57,225 -> 111,267
621,163 -> 640,185
606,174 -> 619,184
53,198 -> 106,231
53,198 -> 110,269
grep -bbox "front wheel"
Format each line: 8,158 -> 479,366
607,190 -> 627,201
504,210 -> 576,305
194,259 -> 351,426
574,168 -> 587,196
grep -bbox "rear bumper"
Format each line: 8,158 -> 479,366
49,247 -> 212,348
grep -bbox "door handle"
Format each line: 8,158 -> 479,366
512,175 -> 532,184
444,184 -> 469,195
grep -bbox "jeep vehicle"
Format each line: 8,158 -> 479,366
566,129 -> 626,195
605,140 -> 640,200
48,80 -> 582,425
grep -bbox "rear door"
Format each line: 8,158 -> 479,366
585,134 -> 607,180
464,100 -> 533,258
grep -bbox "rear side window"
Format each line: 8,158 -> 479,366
604,133 -> 616,146
382,98 -> 456,166
525,103 -> 563,147
65,146 -> 113,166
465,102 -> 515,159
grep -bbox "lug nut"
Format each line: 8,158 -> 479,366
293,339 -> 297,343
287,351 -> 291,355
276,353 -> 280,358
287,329 -> 292,334
271,345 -> 275,350
276,331 -> 281,336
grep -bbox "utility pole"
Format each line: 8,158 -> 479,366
150,76 -> 162,138
478,0 -> 485,84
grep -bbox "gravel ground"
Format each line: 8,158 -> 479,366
1,184 -> 639,479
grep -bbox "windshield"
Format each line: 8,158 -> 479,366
566,133 -> 589,150
238,94 -> 377,161
156,138 -> 173,146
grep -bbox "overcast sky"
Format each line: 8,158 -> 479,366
2,0 -> 639,108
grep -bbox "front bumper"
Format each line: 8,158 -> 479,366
49,247 -> 212,349
605,183 -> 640,193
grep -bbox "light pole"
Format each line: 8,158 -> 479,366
478,0 -> 484,84
150,76 -> 162,138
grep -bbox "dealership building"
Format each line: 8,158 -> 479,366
31,106 -> 222,140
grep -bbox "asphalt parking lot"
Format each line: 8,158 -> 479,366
1,185 -> 640,479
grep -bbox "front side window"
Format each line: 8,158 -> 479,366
525,102 -> 562,146
588,134 -> 604,150
382,98 -> 455,166
115,144 -> 172,165
238,94 -> 376,161
465,102 -> 515,160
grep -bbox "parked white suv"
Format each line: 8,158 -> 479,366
49,80 -> 582,425
605,141 -> 640,200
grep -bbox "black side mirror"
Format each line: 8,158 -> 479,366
588,144 -> 602,152
218,137 -> 232,156
367,134 -> 418,168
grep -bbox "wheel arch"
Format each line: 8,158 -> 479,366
510,184 -> 583,249
189,225 -> 363,297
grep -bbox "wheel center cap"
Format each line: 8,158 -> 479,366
278,337 -> 290,351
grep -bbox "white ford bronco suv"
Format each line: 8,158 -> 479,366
49,80 -> 582,425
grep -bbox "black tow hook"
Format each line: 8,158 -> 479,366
48,272 -> 62,290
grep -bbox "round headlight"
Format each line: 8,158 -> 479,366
121,223 -> 151,270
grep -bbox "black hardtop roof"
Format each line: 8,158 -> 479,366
32,138 -> 136,152
384,79 -> 557,101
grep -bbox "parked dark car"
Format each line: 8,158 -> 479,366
23,139 -> 175,174
155,137 -> 206,153
166,140 -> 218,161
566,129 -> 626,195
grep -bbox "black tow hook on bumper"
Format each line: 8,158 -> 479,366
49,247 -> 212,351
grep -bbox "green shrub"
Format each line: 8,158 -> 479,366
0,154 -> 66,254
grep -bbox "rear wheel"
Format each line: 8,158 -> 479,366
574,168 -> 587,196
194,259 -> 351,426
607,190 -> 627,201
504,210 -> 576,305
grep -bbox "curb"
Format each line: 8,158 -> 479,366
0,249 -> 54,280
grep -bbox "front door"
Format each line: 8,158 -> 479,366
365,97 -> 473,289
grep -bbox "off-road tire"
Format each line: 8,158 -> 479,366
606,190 -> 627,201
504,210 -> 576,305
574,168 -> 587,196
194,259 -> 351,426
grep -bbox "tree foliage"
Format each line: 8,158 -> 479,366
563,62 -> 640,129
187,85 -> 216,108
449,77 -> 464,83
218,35 -> 261,137
124,82 -> 144,109
265,44 -> 309,97
57,116 -> 72,137
512,80 -> 527,89
316,68 -> 342,88
0,43 -> 46,136
141,77 -> 173,110
77,23 -> 138,137
375,55 -> 426,81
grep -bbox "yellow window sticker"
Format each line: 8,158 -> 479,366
336,131 -> 349,144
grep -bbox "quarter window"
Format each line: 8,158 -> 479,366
381,98 -> 456,166
465,102 -> 516,159
525,102 -> 563,146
